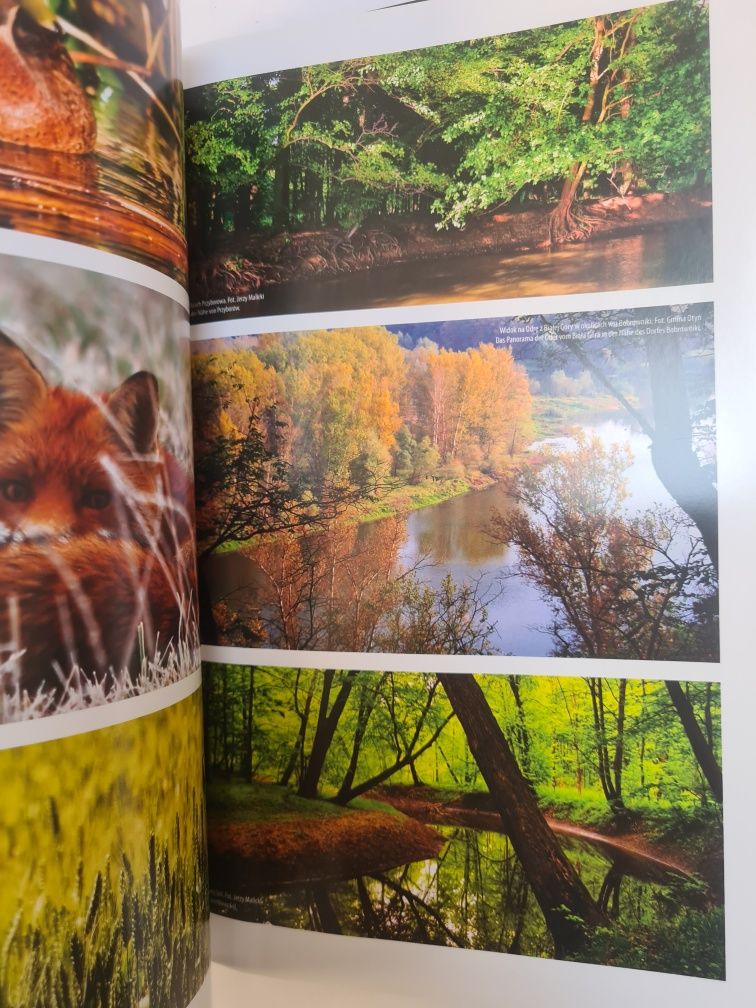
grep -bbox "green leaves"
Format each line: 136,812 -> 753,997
186,1 -> 710,238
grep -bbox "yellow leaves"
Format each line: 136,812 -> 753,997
410,341 -> 533,469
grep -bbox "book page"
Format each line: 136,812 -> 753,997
184,1 -> 754,1004
0,2 -> 209,1005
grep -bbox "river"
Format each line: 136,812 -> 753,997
213,820 -> 703,965
207,416 -> 689,656
366,417 -> 686,655
252,219 -> 711,318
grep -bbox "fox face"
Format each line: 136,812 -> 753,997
0,332 -> 167,547
0,332 -> 197,699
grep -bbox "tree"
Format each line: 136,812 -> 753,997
565,326 -> 719,570
585,677 -> 627,817
433,2 -> 710,238
191,347 -> 387,641
490,435 -> 716,661
438,673 -> 606,953
490,435 -> 722,802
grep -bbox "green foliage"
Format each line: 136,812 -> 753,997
205,665 -> 722,814
205,666 -> 723,976
186,0 -> 711,239
209,780 -> 348,822
186,82 -> 274,197
575,905 -> 725,978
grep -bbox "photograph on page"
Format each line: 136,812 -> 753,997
185,0 -> 712,323
0,691 -> 209,1007
0,0 -> 186,282
203,662 -> 724,979
0,252 -> 198,723
191,304 -> 719,664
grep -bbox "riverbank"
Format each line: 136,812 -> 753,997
207,781 -> 444,894
372,784 -> 723,899
215,472 -> 501,552
358,473 -> 496,523
191,189 -> 712,304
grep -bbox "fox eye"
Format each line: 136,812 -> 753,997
82,489 -> 111,510
0,479 -> 31,503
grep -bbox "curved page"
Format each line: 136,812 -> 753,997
185,0 -> 754,1006
0,0 -> 186,282
0,2 -> 209,1005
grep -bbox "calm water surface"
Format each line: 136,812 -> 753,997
208,419 -> 685,656
213,822 -> 700,963
245,219 -> 712,319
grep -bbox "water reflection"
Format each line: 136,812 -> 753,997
214,823 -> 699,963
242,219 -> 712,320
207,417 -> 694,656
0,80 -> 185,281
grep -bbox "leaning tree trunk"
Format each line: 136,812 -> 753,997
550,17 -> 606,245
438,674 -> 606,953
665,680 -> 723,803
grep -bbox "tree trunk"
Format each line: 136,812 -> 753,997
438,673 -> 606,953
336,681 -> 379,801
334,713 -> 454,805
239,667 -> 255,782
298,670 -> 358,798
273,146 -> 291,230
280,675 -> 315,788
644,332 -> 719,570
507,675 -> 532,776
549,17 -> 606,245
665,679 -> 723,803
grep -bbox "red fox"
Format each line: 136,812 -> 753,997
0,332 -> 197,698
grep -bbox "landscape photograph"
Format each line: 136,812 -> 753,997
191,303 -> 719,663
204,663 -> 724,979
0,253 -> 198,722
0,0 -> 186,281
0,692 -> 209,1008
186,0 -> 712,322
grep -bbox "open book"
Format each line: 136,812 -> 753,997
0,1 -> 752,1005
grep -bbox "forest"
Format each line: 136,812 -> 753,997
185,0 -> 713,317
191,306 -> 719,663
204,663 -> 724,978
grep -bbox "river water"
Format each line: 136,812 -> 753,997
253,218 -> 712,318
208,417 -> 686,656
369,418 -> 683,655
214,821 -> 703,966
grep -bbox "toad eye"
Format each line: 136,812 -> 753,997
81,489 -> 112,510
0,479 -> 32,503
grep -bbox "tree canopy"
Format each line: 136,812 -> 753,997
186,0 -> 711,243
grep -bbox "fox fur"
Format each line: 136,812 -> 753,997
0,331 -> 196,697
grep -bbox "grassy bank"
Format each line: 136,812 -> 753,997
214,474 -> 497,553
207,781 -> 444,895
357,475 -> 490,523
531,393 -> 623,439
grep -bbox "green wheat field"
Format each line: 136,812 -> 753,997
0,692 -> 209,1008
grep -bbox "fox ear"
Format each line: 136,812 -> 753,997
107,371 -> 160,454
0,331 -> 48,430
